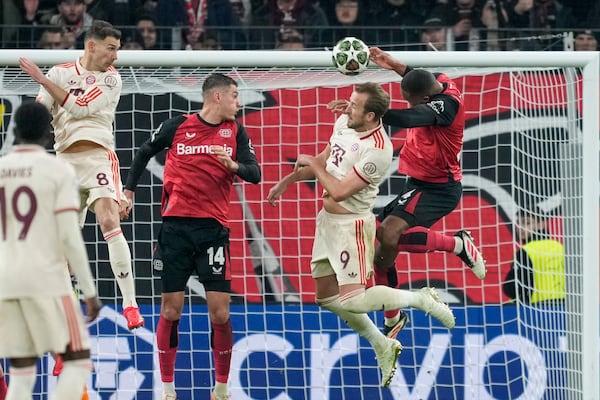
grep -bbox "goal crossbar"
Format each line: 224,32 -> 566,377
0,49 -> 598,68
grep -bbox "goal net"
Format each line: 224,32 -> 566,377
0,50 -> 597,400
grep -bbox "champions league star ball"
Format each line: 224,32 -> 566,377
332,36 -> 370,75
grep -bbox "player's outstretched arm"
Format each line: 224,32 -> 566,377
19,57 -> 69,106
327,99 -> 349,113
267,145 -> 330,206
267,168 -> 313,207
369,47 -> 410,77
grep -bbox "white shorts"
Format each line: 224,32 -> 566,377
0,295 -> 90,358
58,147 -> 123,223
310,209 -> 375,286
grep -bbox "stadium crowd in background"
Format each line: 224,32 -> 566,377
1,0 -> 599,50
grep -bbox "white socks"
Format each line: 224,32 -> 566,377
51,360 -> 92,400
318,295 -> 387,352
453,236 -> 463,255
6,366 -> 36,400
213,381 -> 229,397
162,381 -> 175,394
104,228 -> 137,308
340,286 -> 421,314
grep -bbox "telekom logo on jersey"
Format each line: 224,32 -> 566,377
175,142 -> 233,156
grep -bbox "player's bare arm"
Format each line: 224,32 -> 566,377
267,145 -> 330,206
118,195 -> 131,220
19,57 -> 69,105
123,189 -> 135,218
327,99 -> 349,113
267,165 -> 315,206
84,296 -> 103,322
369,47 -> 409,77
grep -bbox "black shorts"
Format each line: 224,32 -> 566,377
378,178 -> 462,228
155,217 -> 232,293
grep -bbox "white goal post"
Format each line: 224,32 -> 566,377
0,50 -> 597,400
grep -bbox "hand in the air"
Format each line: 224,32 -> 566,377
326,99 -> 349,113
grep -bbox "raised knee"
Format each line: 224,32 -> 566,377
209,308 -> 230,325
339,292 -> 367,313
377,226 -> 398,249
316,295 -> 336,311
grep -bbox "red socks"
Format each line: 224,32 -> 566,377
157,316 -> 179,383
397,226 -> 455,253
211,319 -> 233,384
0,374 -> 6,400
158,316 -> 233,385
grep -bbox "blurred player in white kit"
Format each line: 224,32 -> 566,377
0,101 -> 102,400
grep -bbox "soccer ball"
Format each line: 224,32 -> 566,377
331,37 -> 370,76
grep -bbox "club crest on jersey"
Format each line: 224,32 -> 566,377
219,128 -> 233,138
363,162 -> 377,175
85,75 -> 96,85
427,100 -> 445,114
104,75 -> 118,88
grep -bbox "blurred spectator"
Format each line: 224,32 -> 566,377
139,0 -> 158,14
561,0 -> 596,28
319,0 -> 368,47
190,31 -> 222,49
37,26 -> 65,48
530,0 -> 577,50
584,2 -> 600,29
230,0 -> 252,26
136,14 -> 162,49
250,0 -> 329,49
365,0 -> 423,50
122,28 -> 146,49
419,16 -> 447,50
1,0 -> 56,47
155,0 -> 246,49
479,0 -> 507,50
428,0 -> 484,51
506,0 -> 576,50
276,27 -> 305,49
84,0 -> 139,26
475,0 -> 533,50
47,0 -> 94,49
573,29 -> 598,51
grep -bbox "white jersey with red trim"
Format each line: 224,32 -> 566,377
325,114 -> 393,214
0,145 -> 81,298
36,57 -> 122,153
